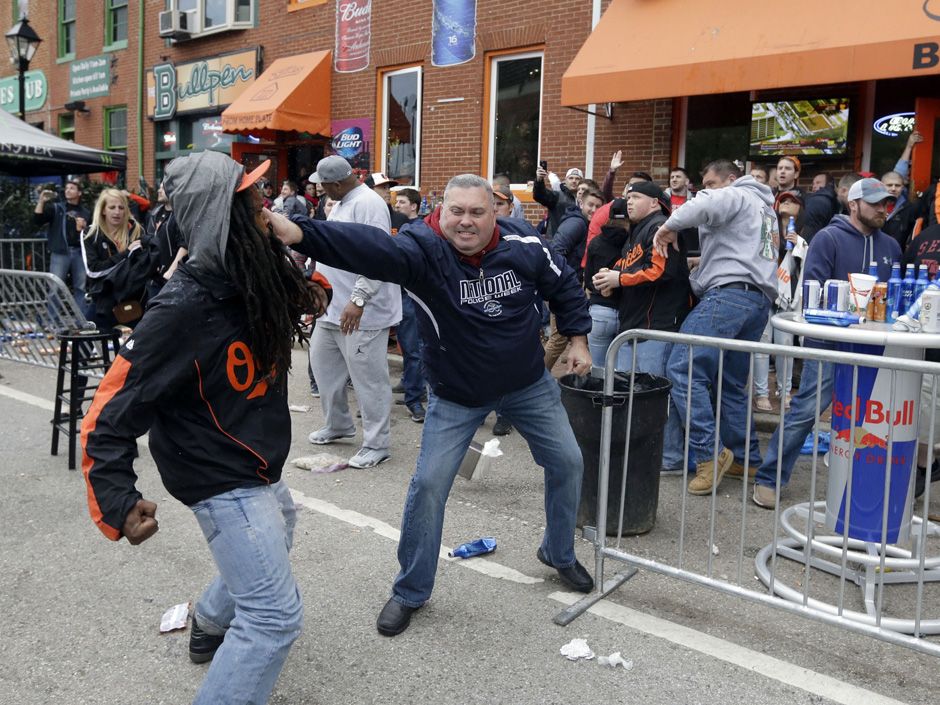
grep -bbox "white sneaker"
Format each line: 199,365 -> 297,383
308,427 -> 356,445
348,448 -> 390,469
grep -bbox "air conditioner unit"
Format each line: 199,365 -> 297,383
158,10 -> 191,40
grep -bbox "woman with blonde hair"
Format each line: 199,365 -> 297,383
82,188 -> 155,330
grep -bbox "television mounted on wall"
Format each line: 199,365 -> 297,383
750,98 -> 851,158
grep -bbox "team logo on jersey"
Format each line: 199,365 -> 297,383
483,300 -> 502,317
459,270 -> 522,305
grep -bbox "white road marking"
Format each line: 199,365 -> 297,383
550,592 -> 909,705
0,385 -> 55,411
290,489 -> 542,585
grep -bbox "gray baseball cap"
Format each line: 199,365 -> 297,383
309,155 -> 353,183
847,177 -> 895,204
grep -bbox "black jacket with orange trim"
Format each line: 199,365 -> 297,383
614,210 -> 691,333
80,263 -> 293,541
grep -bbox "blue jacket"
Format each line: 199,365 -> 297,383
802,214 -> 901,348
551,205 -> 588,280
292,214 -> 591,406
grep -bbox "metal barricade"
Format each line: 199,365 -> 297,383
0,268 -> 89,369
0,238 -> 48,272
557,328 -> 940,659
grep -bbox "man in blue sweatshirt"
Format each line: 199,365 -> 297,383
752,178 -> 901,509
266,174 -> 594,637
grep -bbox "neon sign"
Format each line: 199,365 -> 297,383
873,112 -> 915,137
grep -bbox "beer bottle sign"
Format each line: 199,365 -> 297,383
335,0 -> 372,73
432,0 -> 477,67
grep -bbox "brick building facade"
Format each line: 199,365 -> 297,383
1,0 -> 672,208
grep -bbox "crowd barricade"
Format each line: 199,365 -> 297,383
557,328 -> 940,659
0,268 -> 89,369
0,238 -> 48,272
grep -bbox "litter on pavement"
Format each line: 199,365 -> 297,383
159,602 -> 190,633
291,454 -> 349,473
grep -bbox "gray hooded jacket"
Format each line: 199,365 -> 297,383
665,175 -> 777,301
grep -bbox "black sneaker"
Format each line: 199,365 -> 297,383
407,402 -> 426,423
189,616 -> 225,664
310,383 -> 320,398
915,460 -> 940,500
493,416 -> 513,436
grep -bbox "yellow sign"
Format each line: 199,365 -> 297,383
147,48 -> 258,119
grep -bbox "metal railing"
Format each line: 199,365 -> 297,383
0,238 -> 48,272
0,268 -> 89,369
557,327 -> 940,658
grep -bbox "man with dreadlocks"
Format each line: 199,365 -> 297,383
80,151 -> 327,705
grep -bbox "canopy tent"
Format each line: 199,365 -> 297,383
0,110 -> 126,176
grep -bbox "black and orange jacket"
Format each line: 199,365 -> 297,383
81,263 -> 293,541
614,210 -> 691,333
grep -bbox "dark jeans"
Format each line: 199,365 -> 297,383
398,293 -> 426,406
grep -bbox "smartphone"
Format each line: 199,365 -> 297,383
539,160 -> 548,170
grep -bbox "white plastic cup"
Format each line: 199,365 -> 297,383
847,273 -> 876,314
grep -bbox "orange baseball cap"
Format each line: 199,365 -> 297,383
236,159 -> 272,192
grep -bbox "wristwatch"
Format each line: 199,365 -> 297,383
351,295 -> 366,308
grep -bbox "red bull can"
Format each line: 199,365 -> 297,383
824,279 -> 849,312
921,289 -> 940,333
802,280 -> 821,311
827,342 -> 919,543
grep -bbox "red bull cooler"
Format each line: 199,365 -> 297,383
827,343 -> 919,543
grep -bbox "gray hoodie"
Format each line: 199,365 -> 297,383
664,175 -> 777,301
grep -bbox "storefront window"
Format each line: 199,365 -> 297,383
380,66 -> 421,186
58,114 -> 75,142
684,92 -> 750,178
204,0 -> 226,28
154,113 -> 244,181
105,0 -> 128,47
105,106 -> 128,151
58,0 -> 76,59
488,51 -> 542,185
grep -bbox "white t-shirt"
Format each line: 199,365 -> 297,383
318,184 -> 402,329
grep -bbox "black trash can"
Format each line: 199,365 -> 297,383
559,372 -> 672,536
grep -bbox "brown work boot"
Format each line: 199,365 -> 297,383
726,461 -> 756,480
752,484 -> 777,509
687,448 -> 734,495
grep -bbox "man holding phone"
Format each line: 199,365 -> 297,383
533,160 -> 583,238
33,180 -> 91,308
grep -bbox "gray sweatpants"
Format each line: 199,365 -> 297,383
309,322 -> 392,452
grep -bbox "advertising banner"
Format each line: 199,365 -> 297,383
330,118 -> 372,171
432,0 -> 477,67
147,49 -> 258,120
335,1 -> 372,73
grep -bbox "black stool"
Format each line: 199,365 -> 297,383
51,328 -> 122,470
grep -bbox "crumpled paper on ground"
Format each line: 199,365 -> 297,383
598,652 -> 634,670
160,602 -> 190,633
559,638 -> 595,661
291,453 -> 349,473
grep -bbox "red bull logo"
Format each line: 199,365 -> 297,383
831,398 -> 916,428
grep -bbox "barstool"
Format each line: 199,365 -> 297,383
50,328 -> 122,470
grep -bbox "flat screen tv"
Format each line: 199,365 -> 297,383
750,98 -> 850,157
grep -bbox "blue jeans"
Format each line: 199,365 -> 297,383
392,369 -> 583,607
753,318 -> 796,398
756,359 -> 834,489
667,287 -> 770,465
190,481 -> 303,705
398,293 -> 426,406
49,247 -> 87,311
588,304 -> 619,369
615,338 -> 689,470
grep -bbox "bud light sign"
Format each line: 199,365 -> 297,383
330,118 -> 371,169
826,342 -> 919,543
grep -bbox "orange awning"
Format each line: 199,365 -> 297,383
562,0 -> 940,105
222,50 -> 331,138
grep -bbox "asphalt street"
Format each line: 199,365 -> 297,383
1,350 -> 938,705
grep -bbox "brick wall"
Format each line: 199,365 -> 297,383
1,0 -> 676,198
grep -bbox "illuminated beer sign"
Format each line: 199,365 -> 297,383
872,112 -> 915,138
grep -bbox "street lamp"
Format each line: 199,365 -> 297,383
5,16 -> 42,121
